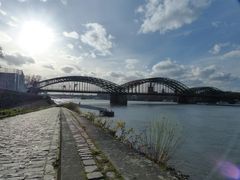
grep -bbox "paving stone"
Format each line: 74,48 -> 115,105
106,171 -> 116,178
86,171 -> 103,179
96,156 -> 103,161
79,153 -> 92,157
45,164 -> 55,174
84,165 -> 98,173
83,159 -> 96,166
81,156 -> 93,160
0,108 -> 60,180
43,174 -> 55,180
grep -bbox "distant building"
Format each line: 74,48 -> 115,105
0,67 -> 26,92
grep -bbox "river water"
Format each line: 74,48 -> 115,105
55,98 -> 240,180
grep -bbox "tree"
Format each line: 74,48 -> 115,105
25,75 -> 42,87
0,46 -> 3,58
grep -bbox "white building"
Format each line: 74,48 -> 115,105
0,67 -> 26,92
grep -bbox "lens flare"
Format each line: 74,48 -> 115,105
217,161 -> 240,180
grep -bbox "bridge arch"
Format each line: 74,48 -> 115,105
189,87 -> 224,96
36,76 -> 122,93
120,77 -> 190,94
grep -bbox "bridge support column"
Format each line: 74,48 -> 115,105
110,94 -> 127,106
177,96 -> 192,104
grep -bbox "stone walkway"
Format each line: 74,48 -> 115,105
60,109 -> 85,180
71,110 -> 181,180
62,108 -> 116,180
0,108 -> 60,180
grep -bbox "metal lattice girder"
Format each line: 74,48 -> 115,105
120,77 -> 190,94
37,76 -> 123,93
35,76 -> 230,97
189,86 -> 224,96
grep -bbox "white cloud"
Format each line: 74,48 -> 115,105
192,65 -> 216,79
67,43 -> 74,50
125,59 -> 139,70
104,71 -> 146,84
60,0 -> 67,5
90,52 -> 96,58
81,23 -> 113,56
138,0 -> 212,34
211,21 -> 221,28
222,49 -> 240,59
43,64 -> 54,70
7,21 -> 18,27
150,58 -> 239,89
18,0 -> 48,2
151,58 -> 187,77
209,43 -> 229,55
0,9 -> 7,16
0,31 -> 12,43
61,66 -> 74,73
210,72 -> 237,82
0,52 -> 35,66
63,31 -> 79,39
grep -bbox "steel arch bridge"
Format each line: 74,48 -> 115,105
36,76 -> 123,94
189,87 -> 224,96
35,76 -> 191,95
31,76 -> 240,105
120,77 -> 190,95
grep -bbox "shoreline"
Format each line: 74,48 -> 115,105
62,102 -> 189,179
0,99 -> 189,179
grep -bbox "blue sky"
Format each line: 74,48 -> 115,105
0,0 -> 240,90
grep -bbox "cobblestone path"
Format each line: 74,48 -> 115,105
62,108 -> 104,180
62,108 -> 121,180
0,108 -> 60,180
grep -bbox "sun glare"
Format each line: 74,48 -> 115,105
18,21 -> 55,54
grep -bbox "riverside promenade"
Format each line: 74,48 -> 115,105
0,108 -> 60,180
0,107 -> 186,180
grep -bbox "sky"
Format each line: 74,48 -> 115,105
0,0 -> 240,91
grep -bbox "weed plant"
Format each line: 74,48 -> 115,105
82,111 -> 181,165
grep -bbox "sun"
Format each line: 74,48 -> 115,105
18,21 -> 55,54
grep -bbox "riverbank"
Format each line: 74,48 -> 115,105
0,98 -> 54,119
62,103 -> 188,179
0,89 -> 47,108
0,99 -> 188,179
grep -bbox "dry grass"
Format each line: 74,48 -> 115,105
82,111 -> 182,165
143,117 -> 182,164
61,102 -> 81,114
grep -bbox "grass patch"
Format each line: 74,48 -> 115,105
94,150 -> 123,180
0,108 -> 31,119
0,105 -> 51,119
60,102 -> 81,114
69,110 -> 123,180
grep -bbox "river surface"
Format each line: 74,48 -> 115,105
55,98 -> 240,180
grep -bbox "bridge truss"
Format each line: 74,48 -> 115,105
33,76 -> 240,104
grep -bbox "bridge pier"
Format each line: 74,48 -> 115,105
177,96 -> 196,104
110,94 -> 127,106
